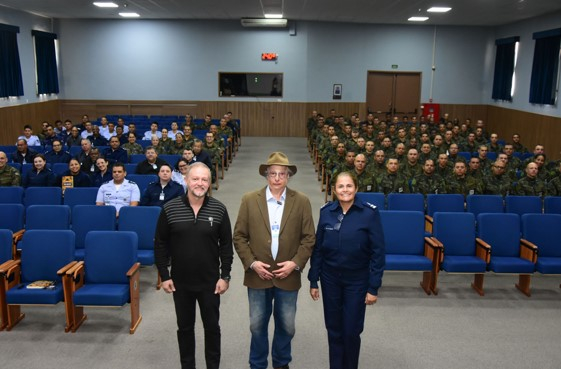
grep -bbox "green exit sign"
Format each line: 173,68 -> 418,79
391,64 -> 398,69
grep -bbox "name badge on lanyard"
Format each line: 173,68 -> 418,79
271,223 -> 280,239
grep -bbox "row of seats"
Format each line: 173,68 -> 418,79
379,210 -> 561,296
0,229 -> 141,333
356,193 -> 561,216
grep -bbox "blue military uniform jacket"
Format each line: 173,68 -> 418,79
308,199 -> 385,295
139,180 -> 185,207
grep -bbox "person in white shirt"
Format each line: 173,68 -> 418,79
143,122 -> 162,140
80,121 -> 94,139
95,163 -> 140,216
17,125 -> 41,146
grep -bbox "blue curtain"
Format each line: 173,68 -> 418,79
529,28 -> 561,105
32,30 -> 59,95
492,36 -> 519,101
0,23 -> 24,98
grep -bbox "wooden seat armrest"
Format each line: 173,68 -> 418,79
475,238 -> 492,263
57,261 -> 78,276
430,237 -> 444,262
520,239 -> 538,263
65,261 -> 84,276
126,262 -> 141,278
424,237 -> 443,266
12,229 -> 25,243
424,215 -> 434,235
2,259 -> 21,277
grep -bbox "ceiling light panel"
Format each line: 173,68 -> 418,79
93,2 -> 119,7
427,7 -> 452,13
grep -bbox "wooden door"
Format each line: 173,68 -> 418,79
366,71 -> 421,117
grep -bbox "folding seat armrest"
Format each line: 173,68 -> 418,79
424,237 -> 443,266
12,229 -> 24,244
519,239 -> 538,263
12,229 -> 25,259
57,261 -> 78,276
66,261 -> 85,290
0,260 -> 18,275
475,238 -> 491,263
1,260 -> 21,289
424,215 -> 434,234
430,237 -> 444,263
126,262 -> 141,278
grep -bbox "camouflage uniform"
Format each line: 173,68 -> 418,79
368,162 -> 387,181
355,170 -> 376,192
435,163 -> 454,180
514,177 -> 546,197
418,152 -> 436,165
216,126 -> 233,141
325,152 -> 346,172
122,142 -> 144,156
168,142 -> 188,155
0,165 -> 21,186
203,142 -> 223,165
410,173 -> 446,195
483,173 -> 512,196
546,176 -> 561,196
399,162 -> 422,181
377,172 -> 410,195
447,175 -> 483,197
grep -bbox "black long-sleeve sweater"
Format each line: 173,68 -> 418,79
155,195 -> 233,291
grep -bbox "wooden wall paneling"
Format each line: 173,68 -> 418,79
439,104 -> 489,124
0,100 -> 61,145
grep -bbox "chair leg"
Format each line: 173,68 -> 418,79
515,274 -> 532,297
6,305 -> 25,331
130,272 -> 142,334
70,306 -> 87,333
420,271 -> 432,295
471,273 -> 485,296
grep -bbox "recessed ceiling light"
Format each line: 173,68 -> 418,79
427,7 -> 452,13
93,2 -> 119,7
119,12 -> 140,17
264,13 -> 283,19
408,16 -> 429,22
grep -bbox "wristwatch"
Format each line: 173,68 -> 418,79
222,275 -> 231,282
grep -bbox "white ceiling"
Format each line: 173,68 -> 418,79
1,0 -> 561,26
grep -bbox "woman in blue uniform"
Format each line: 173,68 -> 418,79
308,171 -> 385,369
22,154 -> 57,187
59,158 -> 92,187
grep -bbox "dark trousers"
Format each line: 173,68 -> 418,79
173,289 -> 221,369
320,270 -> 368,369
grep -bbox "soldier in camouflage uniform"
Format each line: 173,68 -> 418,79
331,151 -> 356,186
467,157 -> 485,182
514,162 -> 546,197
546,161 -> 561,196
502,144 -> 521,176
511,133 -> 528,154
168,134 -> 189,155
122,132 -> 144,156
203,132 -> 224,167
377,158 -> 410,195
476,145 -> 492,174
380,137 -> 394,157
483,160 -> 512,196
410,159 -> 446,195
363,141 -> 376,164
447,143 -> 465,164
216,117 -> 234,144
391,143 -> 407,164
418,143 -> 436,165
0,151 -> 21,186
353,154 -> 376,192
435,153 -> 454,180
325,143 -> 347,172
368,150 -> 387,180
399,148 -> 422,180
432,135 -> 447,156
487,133 -> 503,155
447,161 -> 483,197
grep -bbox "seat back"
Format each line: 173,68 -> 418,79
521,214 -> 561,258
19,230 -> 75,283
544,196 -> 561,215
356,192 -> 385,210
159,154 -> 181,168
426,194 -> 465,217
477,213 -> 520,257
0,229 -> 13,264
0,203 -> 25,232
125,174 -> 156,194
25,205 -> 71,230
24,187 -> 62,207
84,231 -> 138,284
63,187 -> 99,209
51,163 -> 69,176
0,187 -> 24,204
71,205 -> 117,250
505,195 -> 542,216
387,193 -> 425,212
380,210 -> 425,255
129,154 -> 145,164
466,194 -> 504,217
118,206 -> 161,251
433,212 -> 476,256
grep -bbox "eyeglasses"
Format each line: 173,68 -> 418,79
178,164 -> 188,168
267,171 -> 288,179
333,213 -> 344,231
494,165 -> 506,170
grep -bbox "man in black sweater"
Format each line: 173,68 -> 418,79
154,162 -> 233,369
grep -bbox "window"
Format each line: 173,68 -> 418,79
492,36 -> 519,101
32,30 -> 59,95
0,23 -> 24,98
219,73 -> 283,97
529,28 -> 561,105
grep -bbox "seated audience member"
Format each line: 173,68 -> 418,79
103,136 -> 128,165
411,159 -> 446,195
53,120 -> 64,135
172,158 -> 189,191
547,161 -> 561,196
44,139 -> 72,164
37,121 -> 49,142
61,119 -> 74,141
91,157 -> 113,187
22,154 -> 57,188
140,164 -> 184,207
181,148 -> 196,166
95,162 -> 140,215
168,133 -> 188,155
75,138 -> 94,171
116,118 -> 129,134
84,147 -> 100,175
143,122 -> 161,140
80,121 -> 94,139
98,117 -> 110,139
122,132 -> 144,155
483,160 -> 511,196
183,113 -> 196,130
169,122 -> 182,140
199,114 -> 213,129
512,133 -> 528,154
0,151 -> 21,186
377,157 -> 409,195
88,125 -> 108,147
59,158 -> 92,188
136,146 -> 168,175
151,135 -> 167,154
160,128 -> 173,150
191,139 -> 212,170
115,125 -> 128,145
75,114 -> 89,132
514,162 -> 546,197
12,139 -> 37,164
41,124 -> 60,147
18,125 -> 41,146
182,125 -> 195,147
128,123 -> 140,139
66,126 -> 83,147
106,122 -> 117,139
446,161 -> 483,197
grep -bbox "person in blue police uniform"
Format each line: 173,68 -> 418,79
308,171 -> 385,369
140,164 -> 185,207
95,162 -> 140,215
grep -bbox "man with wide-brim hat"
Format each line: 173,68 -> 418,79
234,151 -> 315,369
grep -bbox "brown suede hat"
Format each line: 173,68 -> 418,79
259,152 -> 298,176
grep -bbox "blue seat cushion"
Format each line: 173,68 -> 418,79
489,257 -> 535,274
6,284 -> 64,305
75,249 -> 85,261
385,255 -> 432,271
442,256 -> 487,273
137,250 -> 154,265
536,257 -> 561,274
73,284 -> 130,306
